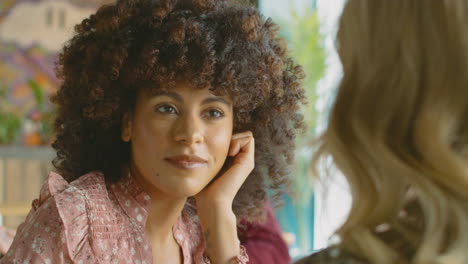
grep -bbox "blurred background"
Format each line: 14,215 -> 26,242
0,0 -> 348,260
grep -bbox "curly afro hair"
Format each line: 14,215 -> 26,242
52,0 -> 306,221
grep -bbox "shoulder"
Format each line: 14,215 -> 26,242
67,170 -> 108,196
36,171 -> 109,220
36,171 -> 108,233
31,171 -> 107,224
35,171 -> 107,205
295,247 -> 367,264
2,171 -> 107,262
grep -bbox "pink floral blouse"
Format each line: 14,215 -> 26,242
1,171 -> 248,264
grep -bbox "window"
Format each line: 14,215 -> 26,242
46,7 -> 53,27
59,9 -> 66,29
259,0 -> 349,259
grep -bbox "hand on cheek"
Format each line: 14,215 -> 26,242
195,131 -> 255,263
196,131 -> 255,207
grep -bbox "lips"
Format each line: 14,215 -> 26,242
165,155 -> 208,169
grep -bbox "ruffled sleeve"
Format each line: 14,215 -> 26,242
1,172 -> 94,264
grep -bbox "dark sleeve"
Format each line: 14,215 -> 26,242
238,203 -> 291,264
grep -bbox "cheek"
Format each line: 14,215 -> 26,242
131,116 -> 172,163
207,126 -> 232,160
133,110 -> 174,143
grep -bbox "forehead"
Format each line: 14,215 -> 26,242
140,81 -> 231,100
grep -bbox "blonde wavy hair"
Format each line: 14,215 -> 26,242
311,1 -> 468,263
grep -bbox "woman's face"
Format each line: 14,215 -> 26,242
123,82 -> 233,198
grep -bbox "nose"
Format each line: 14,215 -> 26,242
173,113 -> 204,145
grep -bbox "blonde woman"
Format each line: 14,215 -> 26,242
298,1 -> 468,264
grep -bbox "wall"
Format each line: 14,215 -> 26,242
0,0 -> 107,228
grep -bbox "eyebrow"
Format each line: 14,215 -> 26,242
151,90 -> 232,107
202,97 -> 232,108
151,90 -> 183,102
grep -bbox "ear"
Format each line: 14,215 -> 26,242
121,112 -> 133,142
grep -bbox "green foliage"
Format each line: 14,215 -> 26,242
276,8 -> 326,138
28,79 -> 45,109
39,111 -> 55,144
275,7 -> 325,201
27,79 -> 55,144
0,112 -> 20,144
0,78 -> 55,145
0,80 -> 21,144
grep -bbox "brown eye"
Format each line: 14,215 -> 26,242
155,104 -> 178,114
205,109 -> 224,119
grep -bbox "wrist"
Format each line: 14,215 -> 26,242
198,207 -> 240,264
197,202 -> 236,226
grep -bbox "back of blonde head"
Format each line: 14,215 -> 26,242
312,1 -> 468,263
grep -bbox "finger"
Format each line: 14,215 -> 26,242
228,139 -> 240,156
231,131 -> 253,140
230,137 -> 255,172
229,131 -> 253,156
229,134 -> 253,157
202,136 -> 255,203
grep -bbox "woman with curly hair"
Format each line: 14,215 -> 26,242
1,0 -> 306,263
298,0 -> 468,264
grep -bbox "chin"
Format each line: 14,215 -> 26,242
155,169 -> 215,197
168,181 -> 207,198
170,187 -> 203,198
